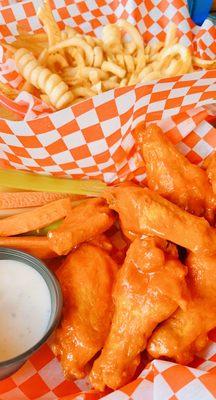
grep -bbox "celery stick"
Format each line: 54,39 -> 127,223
29,219 -> 63,236
0,169 -> 106,196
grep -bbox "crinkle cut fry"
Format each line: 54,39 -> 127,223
48,198 -> 115,255
104,185 -> 216,254
52,243 -> 117,379
89,237 -> 188,390
136,123 -> 216,224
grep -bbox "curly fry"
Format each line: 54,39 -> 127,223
193,56 -> 216,70
37,0 -> 61,47
102,24 -> 123,53
157,44 -> 192,74
46,53 -> 69,72
165,23 -> 178,48
117,19 -> 144,50
66,48 -> 85,68
48,37 -> 94,66
102,61 -> 126,78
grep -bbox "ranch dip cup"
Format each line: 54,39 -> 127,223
0,247 -> 62,380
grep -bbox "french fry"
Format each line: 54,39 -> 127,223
102,79 -> 119,90
72,86 -> 96,98
14,48 -> 74,109
2,2 -> 215,111
193,56 -> 216,70
124,54 -> 134,73
37,0 -> 61,47
117,19 -> 144,50
102,61 -> 126,78
0,198 -> 72,236
124,41 -> 137,55
48,37 -> 94,66
157,44 -> 192,75
165,23 -> 178,48
93,46 -> 104,68
46,53 -> 69,72
102,24 -> 123,53
66,48 -> 85,68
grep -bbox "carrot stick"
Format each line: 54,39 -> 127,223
0,191 -> 84,209
0,207 -> 36,218
0,198 -> 72,237
0,236 -> 57,259
48,198 -> 115,255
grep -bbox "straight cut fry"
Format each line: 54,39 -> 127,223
0,236 -> 57,259
0,198 -> 72,236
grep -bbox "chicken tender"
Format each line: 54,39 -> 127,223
147,251 -> 216,364
52,243 -> 117,379
136,124 -> 216,224
48,198 -> 115,255
105,185 -> 216,254
89,237 -> 188,390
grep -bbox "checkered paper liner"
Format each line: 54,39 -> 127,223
0,1 -> 216,400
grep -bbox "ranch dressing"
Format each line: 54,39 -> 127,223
0,259 -> 51,362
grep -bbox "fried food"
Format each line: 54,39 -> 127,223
48,198 -> 115,255
52,243 -> 117,379
147,251 -> 216,364
2,0 -> 214,112
89,237 -> 188,390
14,48 -> 74,109
105,185 -> 216,254
136,124 -> 216,224
203,152 -> 216,195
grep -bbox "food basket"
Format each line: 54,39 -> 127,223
0,0 -> 216,399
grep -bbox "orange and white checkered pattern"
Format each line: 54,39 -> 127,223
0,330 -> 216,400
0,1 -> 216,400
0,1 -> 215,181
0,70 -> 215,182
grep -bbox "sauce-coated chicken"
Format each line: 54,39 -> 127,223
52,243 -> 117,379
89,237 -> 188,390
137,124 -> 216,225
148,251 -> 216,364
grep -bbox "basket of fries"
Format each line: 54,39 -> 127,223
0,0 -> 216,400
0,0 -> 215,180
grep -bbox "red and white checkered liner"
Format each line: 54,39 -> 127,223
0,1 -> 216,400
